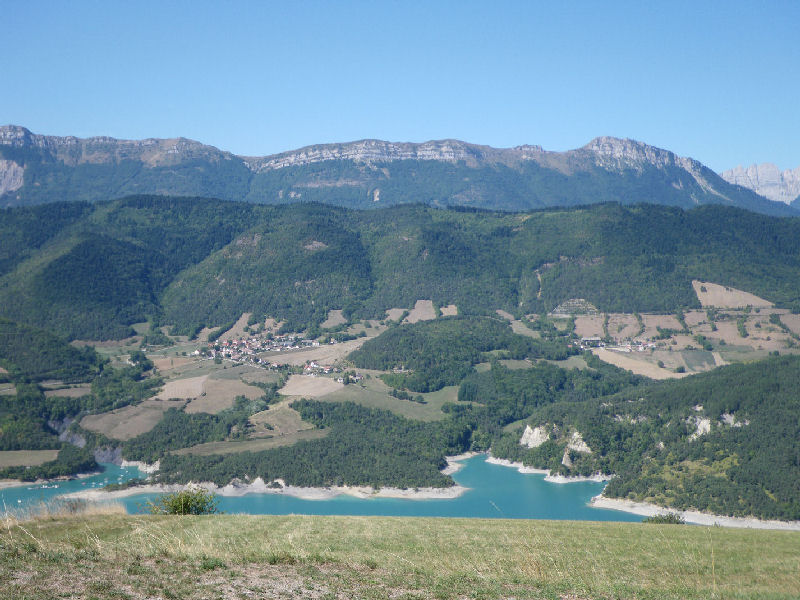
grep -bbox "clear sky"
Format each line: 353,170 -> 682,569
3,1 -> 799,172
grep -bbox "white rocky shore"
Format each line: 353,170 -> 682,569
591,495 -> 800,531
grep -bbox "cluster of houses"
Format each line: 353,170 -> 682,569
577,337 -> 657,352
207,334 -> 321,363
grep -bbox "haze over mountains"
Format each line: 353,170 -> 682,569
1,125 -> 796,216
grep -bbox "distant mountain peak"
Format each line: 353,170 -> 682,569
720,163 -> 800,205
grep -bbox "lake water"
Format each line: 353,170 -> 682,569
0,455 -> 642,521
2,455 -> 641,522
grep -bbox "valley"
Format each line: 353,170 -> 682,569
1,198 -> 800,525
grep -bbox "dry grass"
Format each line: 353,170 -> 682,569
185,378 -> 264,415
320,309 -> 347,328
81,399 -> 186,441
279,374 -> 343,397
606,313 -> 639,340
43,384 -> 92,398
173,430 -> 327,456
592,349 -> 689,380
2,514 -> 798,600
440,304 -> 458,316
0,382 -> 16,396
404,299 -> 436,323
384,307 -> 406,321
0,450 -> 59,468
693,280 -> 773,308
263,336 -> 373,367
217,312 -> 253,342
574,315 -> 604,338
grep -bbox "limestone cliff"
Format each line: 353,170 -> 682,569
721,163 -> 800,205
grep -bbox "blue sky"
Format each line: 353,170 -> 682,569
4,1 -> 799,171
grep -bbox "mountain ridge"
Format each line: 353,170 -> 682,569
1,125 -> 795,216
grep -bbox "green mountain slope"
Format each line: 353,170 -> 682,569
2,197 -> 800,340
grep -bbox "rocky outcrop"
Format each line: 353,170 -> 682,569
519,424 -> 549,448
0,159 -> 23,196
721,163 -> 800,205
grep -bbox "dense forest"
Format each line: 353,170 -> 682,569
490,356 -> 800,520
2,198 -> 800,340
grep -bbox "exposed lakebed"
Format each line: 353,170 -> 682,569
2,455 -> 641,522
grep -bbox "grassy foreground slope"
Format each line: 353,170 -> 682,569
3,513 -> 798,600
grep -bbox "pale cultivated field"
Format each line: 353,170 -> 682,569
151,356 -> 196,373
495,309 -> 514,321
0,367 -> 7,374
218,312 -> 252,342
0,449 -> 59,467
249,401 -> 314,437
0,383 -> 16,396
778,313 -> 800,335
709,320 -> 750,346
385,308 -> 406,321
81,399 -> 186,441
241,370 -> 281,385
279,374 -> 343,397
607,314 -> 639,340
574,315 -> 604,338
592,348 -> 689,379
640,314 -> 682,340
320,309 -> 347,328
510,320 -> 539,337
172,429 -> 327,456
404,299 -> 436,323
263,336 -> 373,367
322,378 -> 459,421
692,280 -> 773,308
185,378 -> 264,414
44,385 -> 92,398
684,310 -> 707,327
156,375 -> 207,400
440,304 -> 458,316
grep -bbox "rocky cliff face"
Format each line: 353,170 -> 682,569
0,124 -> 233,167
721,163 -> 800,205
1,125 -> 794,216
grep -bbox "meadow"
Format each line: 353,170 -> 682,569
1,511 -> 798,599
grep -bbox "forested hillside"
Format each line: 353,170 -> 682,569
2,197 -> 800,340
491,356 -> 800,520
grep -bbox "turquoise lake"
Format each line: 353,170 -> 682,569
2,455 -> 641,522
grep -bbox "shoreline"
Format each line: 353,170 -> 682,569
62,478 -> 469,502
591,495 -> 800,531
62,453 -> 478,502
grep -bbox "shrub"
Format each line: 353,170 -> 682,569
643,513 -> 686,524
146,487 -> 220,515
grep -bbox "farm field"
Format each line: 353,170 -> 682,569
80,398 -> 186,441
171,429 -> 327,456
278,374 -> 343,397
0,450 -> 59,468
692,280 -> 773,308
404,299 -> 437,323
320,377 -> 460,421
43,384 -> 92,398
4,514 -> 798,600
